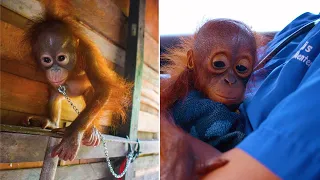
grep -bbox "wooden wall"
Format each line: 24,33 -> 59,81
0,0 -> 159,136
0,0 -> 159,178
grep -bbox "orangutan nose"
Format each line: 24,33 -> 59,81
51,66 -> 61,72
224,74 -> 237,85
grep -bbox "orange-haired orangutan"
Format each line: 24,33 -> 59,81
161,19 -> 256,110
23,1 -> 131,161
161,19 -> 257,177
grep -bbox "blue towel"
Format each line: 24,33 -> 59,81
172,90 -> 246,152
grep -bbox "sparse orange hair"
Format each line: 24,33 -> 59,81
160,37 -> 195,112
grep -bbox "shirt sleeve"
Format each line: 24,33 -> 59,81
238,55 -> 320,180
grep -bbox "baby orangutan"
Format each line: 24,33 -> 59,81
23,1 -> 131,161
160,18 -> 257,179
161,19 -> 257,152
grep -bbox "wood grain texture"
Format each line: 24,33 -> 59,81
0,131 -> 159,163
145,0 -> 159,42
0,21 -> 35,67
0,160 -> 159,180
0,161 -> 43,170
138,111 -> 159,133
144,32 -> 159,71
0,71 -> 49,115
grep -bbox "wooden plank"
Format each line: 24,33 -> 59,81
0,163 -> 107,180
39,137 -> 59,180
0,132 -> 49,163
142,64 -> 159,88
0,21 -> 36,67
0,168 -> 42,180
0,71 -> 49,115
0,161 -> 159,180
134,171 -> 159,180
1,0 -> 126,67
1,57 -> 47,83
137,132 -> 158,140
0,130 -> 159,163
141,88 -> 159,109
58,0 -> 128,48
145,0 -> 159,42
133,155 -> 159,171
0,109 -> 33,126
0,6 -> 30,30
0,163 -> 160,180
142,79 -> 159,94
144,32 -> 159,71
138,112 -> 159,133
0,161 -> 43,170
140,103 -> 158,116
56,162 -> 109,180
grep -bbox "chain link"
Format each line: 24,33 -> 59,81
57,85 -> 134,178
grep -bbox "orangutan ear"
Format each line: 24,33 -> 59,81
187,49 -> 194,69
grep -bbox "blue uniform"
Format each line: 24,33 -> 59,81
238,12 -> 320,179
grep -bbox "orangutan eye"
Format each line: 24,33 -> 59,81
56,54 -> 69,65
236,65 -> 248,73
40,55 -> 53,68
43,57 -> 52,63
58,55 -> 66,61
213,61 -> 226,68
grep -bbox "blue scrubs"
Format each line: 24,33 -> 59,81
238,12 -> 320,180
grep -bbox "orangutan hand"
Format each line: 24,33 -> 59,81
51,127 -> 84,161
160,113 -> 228,180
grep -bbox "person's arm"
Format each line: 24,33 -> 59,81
202,148 -> 279,180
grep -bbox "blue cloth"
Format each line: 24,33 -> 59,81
238,12 -> 320,180
172,90 -> 245,152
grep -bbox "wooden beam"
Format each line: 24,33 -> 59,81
0,126 -> 159,163
122,1 -> 146,178
0,159 -> 159,180
0,6 -> 31,30
39,137 -> 59,180
122,0 -> 146,139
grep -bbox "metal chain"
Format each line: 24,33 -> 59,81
58,86 -> 80,115
57,85 -> 135,178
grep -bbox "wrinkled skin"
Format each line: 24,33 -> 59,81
189,19 -> 256,108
